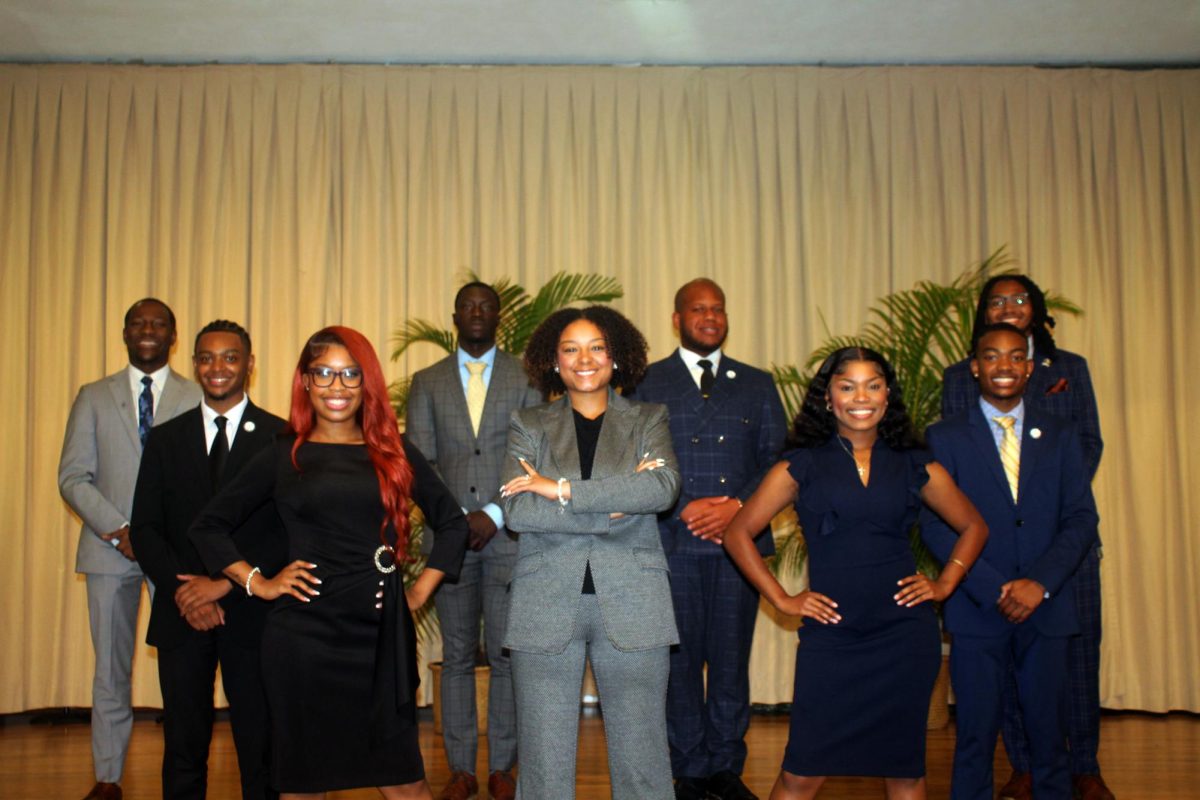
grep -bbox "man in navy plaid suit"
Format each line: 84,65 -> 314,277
633,278 -> 787,800
942,274 -> 1110,800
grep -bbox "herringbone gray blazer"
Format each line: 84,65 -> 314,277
406,350 -> 540,555
59,368 -> 201,576
502,390 -> 681,654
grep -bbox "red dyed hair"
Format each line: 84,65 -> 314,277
287,326 -> 414,554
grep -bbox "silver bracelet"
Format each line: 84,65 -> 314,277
244,566 -> 261,597
556,477 -> 568,507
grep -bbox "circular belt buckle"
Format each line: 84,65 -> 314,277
373,544 -> 397,574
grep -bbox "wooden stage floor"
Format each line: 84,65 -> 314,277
2,709 -> 1195,798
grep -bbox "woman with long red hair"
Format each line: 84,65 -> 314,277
190,326 -> 468,799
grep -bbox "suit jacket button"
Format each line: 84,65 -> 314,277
717,435 -> 725,443
475,448 -> 481,455
1015,519 -> 1023,527
691,436 -> 700,444
719,476 -> 727,484
470,486 -> 476,494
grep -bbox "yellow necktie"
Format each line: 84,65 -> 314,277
993,415 -> 1020,503
466,361 -> 487,436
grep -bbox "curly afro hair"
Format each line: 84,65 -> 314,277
790,347 -> 921,451
523,306 -> 649,399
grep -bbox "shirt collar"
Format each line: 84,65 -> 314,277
457,345 -> 497,371
678,346 -> 723,373
201,393 -> 250,433
979,395 -> 1025,426
128,363 -> 170,394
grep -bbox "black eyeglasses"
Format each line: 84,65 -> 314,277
307,367 -> 363,388
986,293 -> 1030,309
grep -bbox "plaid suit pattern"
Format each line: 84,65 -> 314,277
406,350 -> 540,775
633,351 -> 787,778
941,347 -> 1104,775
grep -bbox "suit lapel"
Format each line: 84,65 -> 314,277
1016,408 -> 1046,506
437,356 -> 475,440
183,409 -> 212,490
696,355 -> 741,429
222,403 -> 268,482
967,405 -> 1016,506
482,352 -> 518,436
591,391 -> 636,478
157,371 -> 191,424
106,371 -> 142,452
545,397 -> 582,480
665,351 -> 707,419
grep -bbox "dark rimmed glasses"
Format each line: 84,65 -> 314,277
986,292 -> 1030,309
307,367 -> 364,388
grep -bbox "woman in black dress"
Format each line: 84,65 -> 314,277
189,326 -> 468,799
722,347 -> 988,800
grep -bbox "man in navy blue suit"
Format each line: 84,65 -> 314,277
924,323 -> 1098,800
633,278 -> 787,800
942,275 -> 1110,800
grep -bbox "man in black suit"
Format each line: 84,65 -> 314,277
130,320 -> 287,799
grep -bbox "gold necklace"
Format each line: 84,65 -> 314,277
836,435 -> 869,477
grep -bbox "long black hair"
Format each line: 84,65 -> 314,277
790,347 -> 920,450
970,274 -> 1058,360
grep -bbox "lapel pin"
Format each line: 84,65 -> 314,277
1041,358 -> 1051,367
725,370 -> 736,380
1030,427 -> 1041,439
243,421 -> 256,433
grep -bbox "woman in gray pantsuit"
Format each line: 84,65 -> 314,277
500,306 -> 681,799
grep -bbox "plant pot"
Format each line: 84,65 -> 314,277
429,662 -> 489,735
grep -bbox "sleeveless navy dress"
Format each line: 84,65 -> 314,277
782,436 -> 940,778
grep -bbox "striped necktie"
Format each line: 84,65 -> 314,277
993,415 -> 1020,503
466,361 -> 487,436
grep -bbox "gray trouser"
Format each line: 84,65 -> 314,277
512,594 -> 673,800
86,572 -> 149,783
435,547 -> 517,774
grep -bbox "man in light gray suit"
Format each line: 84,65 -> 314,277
59,298 -> 202,800
405,281 -> 540,800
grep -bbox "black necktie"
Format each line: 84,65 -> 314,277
697,359 -> 715,400
210,416 -> 229,490
137,376 -> 154,445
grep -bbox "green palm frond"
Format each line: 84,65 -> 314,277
389,320 -> 457,362
770,364 -> 808,424
388,376 -> 414,419
500,272 -> 624,353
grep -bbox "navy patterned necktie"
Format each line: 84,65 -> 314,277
138,376 -> 155,445
209,416 -> 229,490
697,358 -> 715,400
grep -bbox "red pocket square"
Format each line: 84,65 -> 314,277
1045,377 -> 1070,395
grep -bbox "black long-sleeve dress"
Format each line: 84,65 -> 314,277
191,435 -> 467,793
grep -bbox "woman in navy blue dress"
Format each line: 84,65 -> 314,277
723,347 -> 988,800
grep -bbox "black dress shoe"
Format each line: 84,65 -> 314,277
707,770 -> 758,800
674,777 -> 709,800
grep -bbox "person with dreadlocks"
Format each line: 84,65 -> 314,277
941,275 -> 1109,800
191,326 -> 468,799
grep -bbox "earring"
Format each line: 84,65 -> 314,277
613,363 -> 619,370
554,366 -> 560,373
825,401 -> 832,411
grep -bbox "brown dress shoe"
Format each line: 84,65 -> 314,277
438,771 -> 479,800
487,769 -> 516,800
82,782 -> 123,800
998,770 -> 1032,800
1073,773 -> 1116,800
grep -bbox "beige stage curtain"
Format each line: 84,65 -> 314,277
1,64 -> 1196,715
